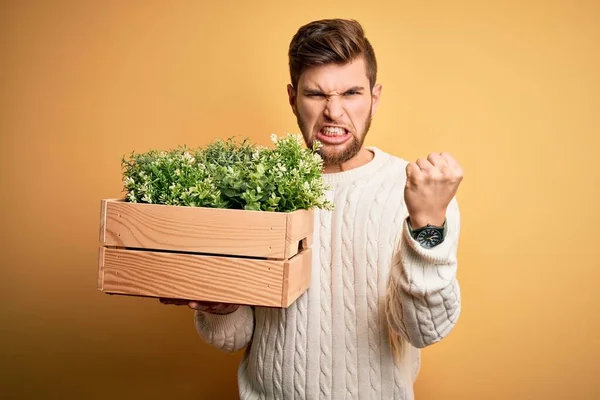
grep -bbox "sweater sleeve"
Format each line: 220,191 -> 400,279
385,196 -> 461,349
194,305 -> 255,353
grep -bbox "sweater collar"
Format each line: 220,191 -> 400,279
321,147 -> 388,185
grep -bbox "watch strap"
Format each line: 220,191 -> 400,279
407,218 -> 447,248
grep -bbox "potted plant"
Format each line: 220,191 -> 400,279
98,134 -> 332,307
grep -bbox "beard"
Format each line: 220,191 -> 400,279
297,110 -> 372,166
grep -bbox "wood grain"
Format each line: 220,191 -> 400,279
99,199 -> 107,244
99,247 -> 310,307
97,246 -> 105,290
284,208 -> 315,259
281,247 -> 313,307
100,198 -> 301,259
97,199 -> 315,307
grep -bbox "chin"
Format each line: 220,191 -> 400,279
318,140 -> 362,165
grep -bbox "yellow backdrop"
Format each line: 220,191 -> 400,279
2,1 -> 599,399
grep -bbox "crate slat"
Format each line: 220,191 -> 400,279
285,209 -> 315,259
281,244 -> 313,306
99,247 -> 312,307
100,199 -> 313,259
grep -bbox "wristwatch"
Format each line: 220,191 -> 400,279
408,218 -> 447,249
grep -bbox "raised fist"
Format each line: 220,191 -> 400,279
404,152 -> 463,229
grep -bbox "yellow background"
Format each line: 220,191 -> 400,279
2,1 -> 599,399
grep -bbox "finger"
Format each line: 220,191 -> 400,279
416,158 -> 441,180
194,302 -> 216,312
415,158 -> 434,171
440,152 -> 464,178
405,162 -> 423,180
427,153 -> 447,168
187,300 -> 215,312
440,152 -> 459,169
188,301 -> 214,311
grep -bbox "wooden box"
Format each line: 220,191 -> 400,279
97,199 -> 313,307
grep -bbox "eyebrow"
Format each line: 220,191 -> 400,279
302,86 -> 365,95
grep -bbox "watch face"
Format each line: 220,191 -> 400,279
416,228 -> 443,249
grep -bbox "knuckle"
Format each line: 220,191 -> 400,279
430,170 -> 443,181
410,174 -> 425,184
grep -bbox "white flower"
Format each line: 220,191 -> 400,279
182,152 -> 195,164
292,133 -> 304,144
270,133 -> 278,144
123,177 -> 135,187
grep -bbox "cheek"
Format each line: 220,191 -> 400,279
298,102 -> 321,124
347,101 -> 372,125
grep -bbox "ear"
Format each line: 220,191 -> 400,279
370,83 -> 382,116
287,84 -> 298,116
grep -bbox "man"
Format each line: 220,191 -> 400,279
165,18 -> 463,399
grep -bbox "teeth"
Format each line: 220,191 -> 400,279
322,126 -> 346,136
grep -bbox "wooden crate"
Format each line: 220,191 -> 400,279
98,198 -> 314,307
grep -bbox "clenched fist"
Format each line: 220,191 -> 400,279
404,152 -> 463,229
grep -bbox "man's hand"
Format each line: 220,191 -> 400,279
159,298 -> 240,315
405,152 -> 463,229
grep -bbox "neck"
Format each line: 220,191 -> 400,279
323,148 -> 374,173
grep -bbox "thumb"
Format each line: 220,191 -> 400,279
405,162 -> 421,182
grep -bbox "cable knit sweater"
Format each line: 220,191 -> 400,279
194,147 -> 461,399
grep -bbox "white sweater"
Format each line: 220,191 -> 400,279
194,147 -> 461,399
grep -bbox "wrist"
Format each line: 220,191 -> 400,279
408,213 -> 446,229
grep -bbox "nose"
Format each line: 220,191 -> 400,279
323,95 -> 344,121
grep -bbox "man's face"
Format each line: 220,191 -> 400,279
288,57 -> 382,166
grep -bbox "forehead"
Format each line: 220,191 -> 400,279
297,57 -> 369,91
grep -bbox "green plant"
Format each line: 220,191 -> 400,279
121,133 -> 333,212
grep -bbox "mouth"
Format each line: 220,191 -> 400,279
316,126 -> 351,145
